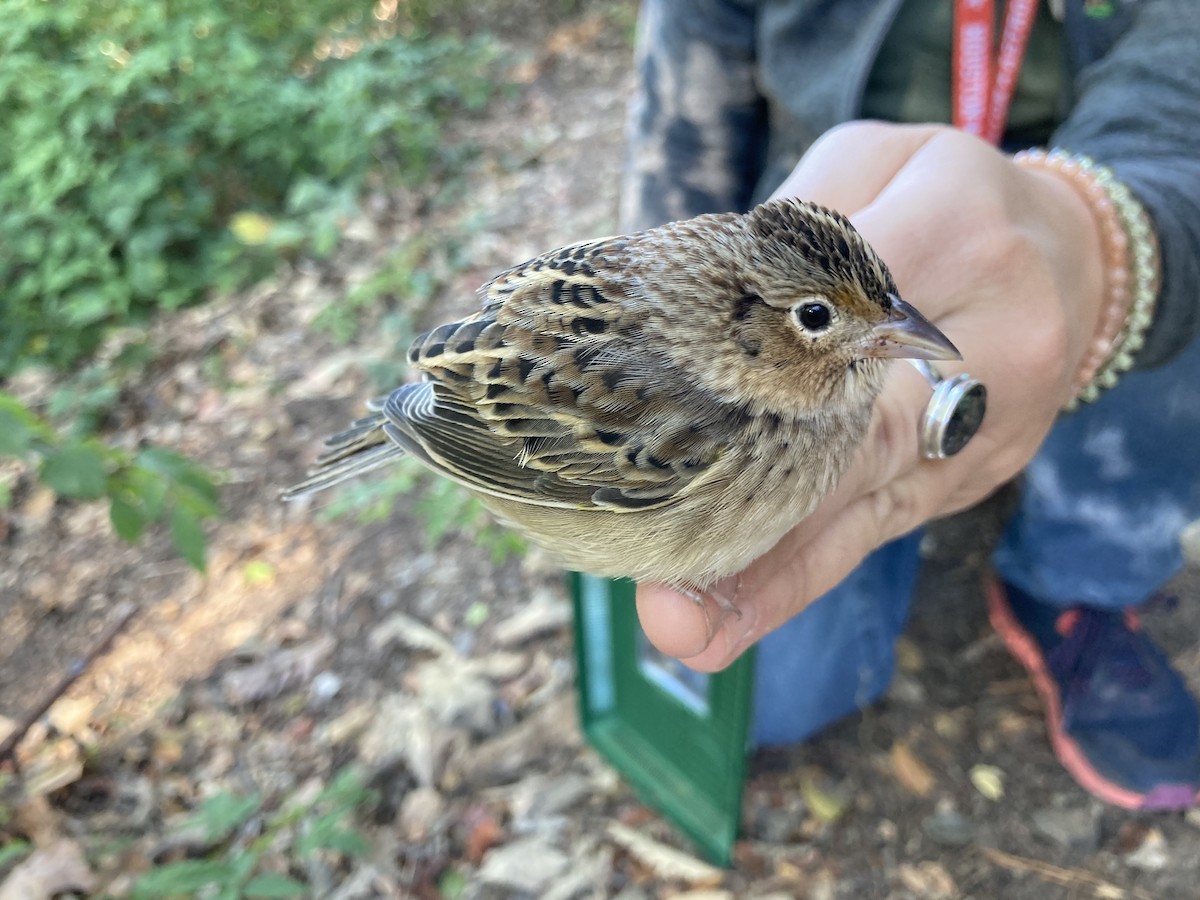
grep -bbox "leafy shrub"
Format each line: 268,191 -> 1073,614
0,0 -> 498,566
130,768 -> 374,898
0,391 -> 220,568
0,0 -> 495,374
319,457 -> 528,564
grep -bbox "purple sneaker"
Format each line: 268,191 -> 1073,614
987,577 -> 1200,810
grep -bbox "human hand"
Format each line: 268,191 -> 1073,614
637,122 -> 1108,671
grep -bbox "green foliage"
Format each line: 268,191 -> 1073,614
311,240 -> 433,346
0,839 -> 31,874
132,768 -> 374,899
415,476 -> 528,564
1,391 -> 219,569
0,0 -> 500,570
308,209 -> 524,560
319,456 -> 527,564
0,0 -> 497,375
311,215 -> 479,358
438,866 -> 470,899
192,791 -> 265,844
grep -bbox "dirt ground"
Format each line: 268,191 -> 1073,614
3,3 -> 1200,897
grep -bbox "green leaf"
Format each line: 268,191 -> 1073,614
195,791 -> 262,842
0,393 -> 53,453
317,767 -> 370,806
137,445 -> 189,478
39,443 -> 108,500
0,839 -> 31,871
227,851 -> 259,886
137,446 -> 219,516
463,601 -> 489,628
438,866 -> 468,899
109,494 -> 147,542
0,11 -> 499,377
132,859 -> 238,897
111,341 -> 155,369
170,504 -> 208,571
175,465 -> 221,508
130,467 -> 169,520
296,819 -> 370,858
0,409 -> 35,456
241,560 -> 275,585
243,872 -> 309,897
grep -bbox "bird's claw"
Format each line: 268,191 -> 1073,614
674,580 -> 742,648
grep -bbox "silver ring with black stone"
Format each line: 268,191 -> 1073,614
909,360 -> 987,460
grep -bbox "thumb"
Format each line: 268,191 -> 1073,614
635,361 -> 935,672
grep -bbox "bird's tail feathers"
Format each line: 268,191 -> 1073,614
281,413 -> 404,499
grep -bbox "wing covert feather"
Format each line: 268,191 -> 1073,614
391,233 -> 747,512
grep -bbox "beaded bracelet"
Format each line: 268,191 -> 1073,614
1012,148 -> 1160,411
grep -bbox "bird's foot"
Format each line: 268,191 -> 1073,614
673,580 -> 741,648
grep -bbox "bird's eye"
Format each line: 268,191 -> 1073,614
795,302 -> 832,332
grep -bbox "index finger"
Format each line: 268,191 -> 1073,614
770,122 -> 945,211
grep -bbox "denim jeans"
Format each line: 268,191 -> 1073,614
753,337 -> 1200,745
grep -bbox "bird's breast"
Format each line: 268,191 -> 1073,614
475,411 -> 864,588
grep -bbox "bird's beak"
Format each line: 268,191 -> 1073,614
862,294 -> 962,361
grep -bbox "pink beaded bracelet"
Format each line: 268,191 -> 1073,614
1012,148 -> 1160,411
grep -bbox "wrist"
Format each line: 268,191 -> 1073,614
1012,149 -> 1160,410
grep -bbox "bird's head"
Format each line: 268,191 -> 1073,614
657,198 -> 960,417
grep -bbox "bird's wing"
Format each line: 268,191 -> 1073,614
381,380 -> 730,512
393,237 -> 739,511
380,383 -> 605,507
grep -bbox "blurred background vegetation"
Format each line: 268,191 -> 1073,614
0,0 -> 499,568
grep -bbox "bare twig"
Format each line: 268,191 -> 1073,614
0,602 -> 139,761
979,846 -> 1152,900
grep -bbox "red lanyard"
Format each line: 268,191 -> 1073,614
952,0 -> 1040,145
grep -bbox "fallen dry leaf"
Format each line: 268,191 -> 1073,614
969,764 -> 1005,801
897,860 -> 957,899
493,589 -> 570,646
544,15 -> 606,56
1123,827 -> 1169,871
359,693 -> 442,786
798,767 -> 850,824
891,741 -> 935,797
895,636 -> 925,673
22,747 -> 83,798
0,838 -> 96,900
477,837 -> 569,894
221,636 -> 336,705
12,795 -> 60,847
606,821 -> 723,886
932,711 -> 967,740
368,611 -> 456,657
463,804 -> 505,864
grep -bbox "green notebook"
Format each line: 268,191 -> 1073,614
570,572 -> 756,866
